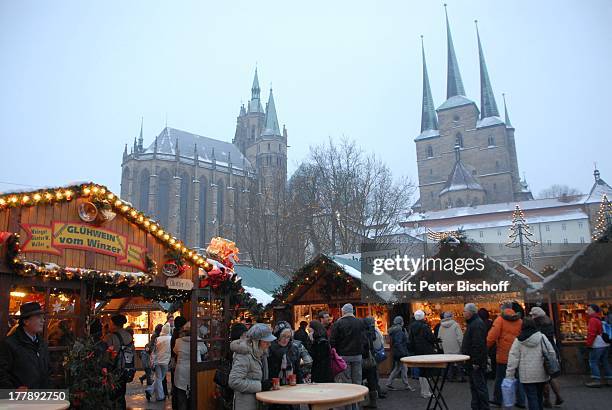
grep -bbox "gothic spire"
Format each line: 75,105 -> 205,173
476,21 -> 499,119
262,88 -> 281,137
138,117 -> 144,151
445,4 -> 466,98
502,93 -> 513,129
251,67 -> 260,100
420,36 -> 438,133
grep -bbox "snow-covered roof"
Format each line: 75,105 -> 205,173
406,196 -> 588,223
414,129 -> 440,141
403,210 -> 589,234
585,176 -> 612,204
243,285 -> 274,305
439,159 -> 484,195
437,95 -> 476,111
142,127 -> 251,170
476,116 -> 505,129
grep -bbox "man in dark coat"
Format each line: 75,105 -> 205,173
408,310 -> 435,398
462,303 -> 490,410
0,302 -> 50,389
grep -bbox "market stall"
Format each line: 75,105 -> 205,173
540,230 -> 612,373
403,239 -> 538,330
269,254 -> 395,373
0,182 -> 258,409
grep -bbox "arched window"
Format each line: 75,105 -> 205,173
455,133 -> 464,148
199,178 -> 207,247
251,125 -> 256,140
179,172 -> 190,242
138,169 -> 149,213
488,135 -> 495,146
426,145 -> 433,158
456,198 -> 465,207
157,169 -> 171,227
217,179 -> 225,233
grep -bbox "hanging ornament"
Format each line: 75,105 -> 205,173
77,200 -> 98,222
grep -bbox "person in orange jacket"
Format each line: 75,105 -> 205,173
486,302 -> 525,408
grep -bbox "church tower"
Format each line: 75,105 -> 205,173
234,68 -> 288,199
414,7 -> 528,212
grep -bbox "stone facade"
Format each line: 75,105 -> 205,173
416,102 -> 520,211
120,70 -> 287,249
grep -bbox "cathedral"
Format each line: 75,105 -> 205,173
120,69 -> 288,249
413,9 -> 532,213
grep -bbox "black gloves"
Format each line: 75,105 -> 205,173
262,379 -> 273,391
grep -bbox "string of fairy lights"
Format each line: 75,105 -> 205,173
0,183 -> 215,272
592,194 -> 612,241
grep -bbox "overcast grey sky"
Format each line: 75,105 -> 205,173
1,0 -> 611,198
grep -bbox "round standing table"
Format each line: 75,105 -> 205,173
401,354 -> 470,410
256,383 -> 369,410
0,400 -> 70,409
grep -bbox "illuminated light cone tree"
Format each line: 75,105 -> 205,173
506,205 -> 538,266
592,194 -> 612,241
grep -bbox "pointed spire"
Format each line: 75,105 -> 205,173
133,137 -> 138,155
138,117 -> 144,151
476,21 -> 500,119
262,88 -> 281,137
502,93 -> 513,129
251,67 -> 261,100
420,36 -> 438,133
123,144 -> 128,160
445,4 -> 466,98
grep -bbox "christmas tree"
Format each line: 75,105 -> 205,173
592,194 -> 612,241
506,205 -> 538,266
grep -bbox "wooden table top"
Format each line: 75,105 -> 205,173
0,400 -> 70,409
256,383 -> 369,405
401,354 -> 470,368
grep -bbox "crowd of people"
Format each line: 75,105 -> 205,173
0,300 -> 610,410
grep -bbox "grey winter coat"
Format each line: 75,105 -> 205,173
228,338 -> 269,410
506,331 -> 553,384
438,318 -> 463,355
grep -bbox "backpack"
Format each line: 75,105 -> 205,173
602,321 -> 612,344
373,330 -> 387,363
114,331 -> 136,383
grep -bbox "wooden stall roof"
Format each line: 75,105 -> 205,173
543,233 -> 612,292
269,254 -> 390,308
0,182 -> 215,289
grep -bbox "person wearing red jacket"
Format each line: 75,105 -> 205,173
585,304 -> 612,387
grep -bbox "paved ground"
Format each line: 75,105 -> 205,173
126,372 -> 611,409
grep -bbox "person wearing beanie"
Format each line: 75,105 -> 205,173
529,307 -> 564,406
330,302 -> 366,401
268,321 -> 304,388
408,310 -> 435,398
487,302 -> 525,408
585,303 -> 612,387
438,312 -> 464,382
229,323 -> 276,410
461,303 -> 489,410
386,316 -> 415,392
104,314 -> 134,409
